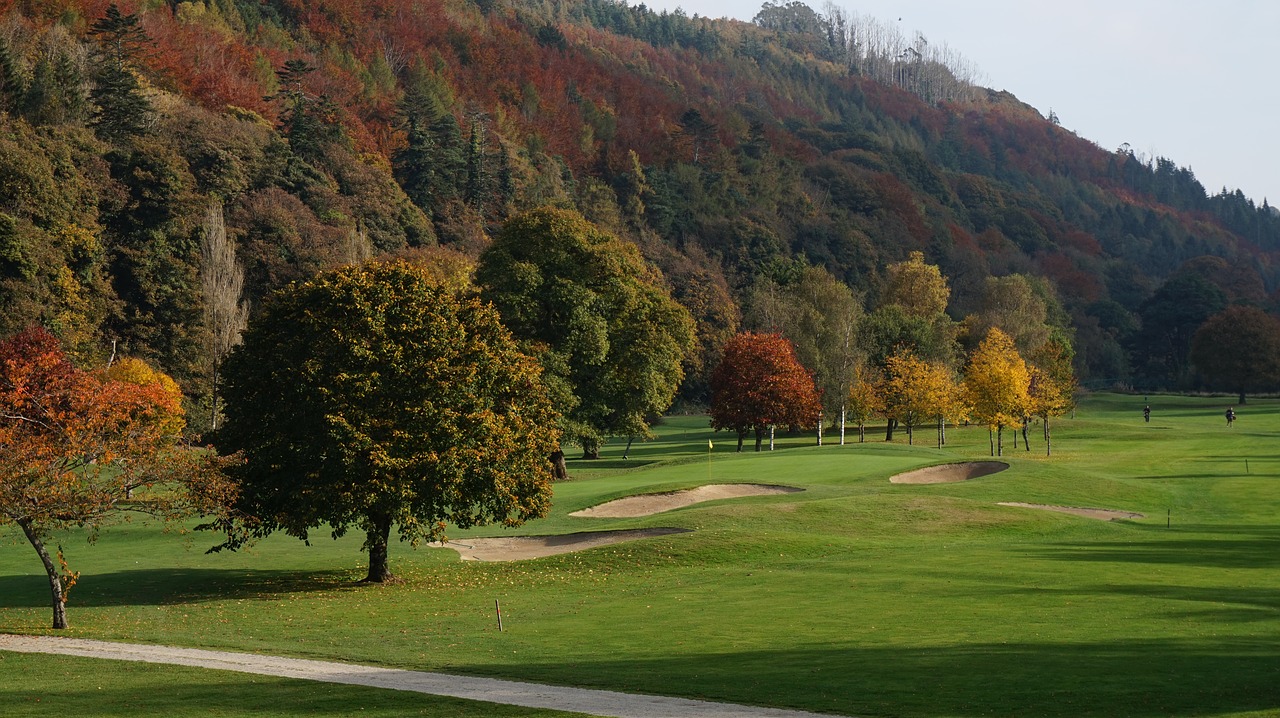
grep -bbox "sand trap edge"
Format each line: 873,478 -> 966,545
889,461 -> 1009,484
569,483 -> 805,518
433,527 -> 692,562
997,502 -> 1145,521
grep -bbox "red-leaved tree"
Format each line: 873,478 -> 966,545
0,326 -> 236,629
710,332 -> 822,451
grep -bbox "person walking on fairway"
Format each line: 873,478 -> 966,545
1226,407 -> 1236,427
1143,405 -> 1151,423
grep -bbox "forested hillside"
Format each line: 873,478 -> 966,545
3,0 -> 1278,429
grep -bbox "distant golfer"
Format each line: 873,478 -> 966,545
1226,407 -> 1236,427
1143,405 -> 1151,423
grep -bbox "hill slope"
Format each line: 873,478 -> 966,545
1,0 -> 1276,413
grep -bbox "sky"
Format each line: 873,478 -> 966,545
637,0 -> 1278,205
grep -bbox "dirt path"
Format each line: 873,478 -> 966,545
0,635 -> 836,718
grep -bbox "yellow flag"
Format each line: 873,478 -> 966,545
708,439 -> 714,450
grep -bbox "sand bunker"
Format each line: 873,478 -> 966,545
889,461 -> 1009,484
997,502 -> 1144,521
569,484 -> 804,518
434,527 -> 691,561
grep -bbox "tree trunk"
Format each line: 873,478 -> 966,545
840,406 -> 846,445
623,436 -> 634,459
816,412 -> 823,446
1239,390 -> 1247,405
754,425 -> 763,452
363,514 -> 394,583
19,519 -> 67,630
997,425 -> 1004,457
858,422 -> 865,443
885,418 -> 897,442
906,423 -> 914,445
1022,421 -> 1030,451
210,358 -> 220,433
581,436 -> 600,460
1012,425 -> 1018,449
549,450 -> 568,480
736,430 -> 745,452
769,425 -> 775,451
1045,417 -> 1052,457
988,428 -> 994,457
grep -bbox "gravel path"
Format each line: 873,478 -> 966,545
0,634 -> 837,718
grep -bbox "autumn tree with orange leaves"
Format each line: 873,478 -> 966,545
0,327 -> 236,629
710,332 -> 821,452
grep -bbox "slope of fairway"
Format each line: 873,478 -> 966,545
3,394 -> 1280,717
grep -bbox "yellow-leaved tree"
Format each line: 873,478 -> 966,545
1027,336 -> 1076,456
879,350 -> 941,445
846,363 -> 883,443
926,362 -> 970,449
964,328 -> 1030,456
883,251 -> 950,318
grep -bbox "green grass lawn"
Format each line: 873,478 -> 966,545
3,392 -> 1280,717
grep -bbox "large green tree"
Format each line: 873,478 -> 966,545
1190,306 -> 1280,404
215,261 -> 560,582
476,207 -> 694,467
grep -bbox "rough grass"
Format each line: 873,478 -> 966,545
3,393 -> 1280,716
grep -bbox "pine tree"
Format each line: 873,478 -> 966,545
88,3 -> 153,142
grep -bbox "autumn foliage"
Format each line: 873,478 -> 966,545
0,326 -> 235,629
963,327 -> 1031,456
709,332 -> 821,451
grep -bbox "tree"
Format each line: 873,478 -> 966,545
879,349 -> 962,446
880,349 -> 933,445
0,326 -> 234,629
709,332 -> 822,452
476,208 -> 693,465
1131,273 -> 1227,389
1190,306 -> 1280,404
215,261 -> 560,582
964,274 -> 1056,356
88,3 -> 153,142
846,363 -> 883,443
1027,336 -> 1076,456
200,202 -> 249,432
746,267 -> 862,444
964,327 -> 1030,457
883,251 -> 950,318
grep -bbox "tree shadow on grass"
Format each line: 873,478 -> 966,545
1000,583 -> 1280,623
564,459 -> 658,471
469,637 -> 1280,717
0,567 -> 357,610
1021,524 -> 1280,569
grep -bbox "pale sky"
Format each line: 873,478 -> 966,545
638,1 -> 1277,205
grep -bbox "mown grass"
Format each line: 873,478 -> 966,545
3,393 -> 1280,716
0,652 -> 595,717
